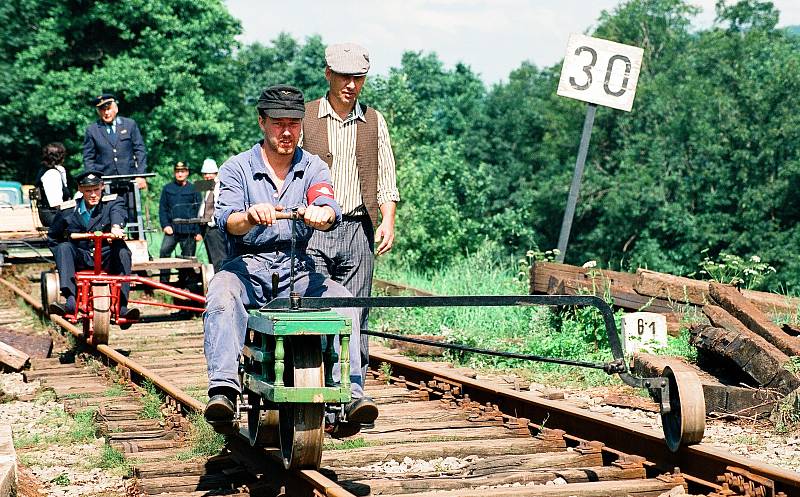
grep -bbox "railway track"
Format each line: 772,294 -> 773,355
1,268 -> 799,496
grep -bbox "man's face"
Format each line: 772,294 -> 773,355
325,68 -> 366,109
174,169 -> 189,182
79,183 -> 103,208
203,172 -> 217,181
260,116 -> 301,156
97,101 -> 119,124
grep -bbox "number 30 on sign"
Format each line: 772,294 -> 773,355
557,33 -> 644,112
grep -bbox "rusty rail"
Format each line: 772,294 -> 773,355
0,276 -> 352,497
369,349 -> 800,495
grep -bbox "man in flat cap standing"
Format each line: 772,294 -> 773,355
82,93 -> 148,184
46,171 -> 139,326
203,84 -> 378,436
302,43 -> 400,397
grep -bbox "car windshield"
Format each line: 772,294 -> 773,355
0,188 -> 21,206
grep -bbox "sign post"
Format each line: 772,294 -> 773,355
554,33 -> 644,262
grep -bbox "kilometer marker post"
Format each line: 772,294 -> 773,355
554,33 -> 644,263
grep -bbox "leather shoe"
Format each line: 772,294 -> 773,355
344,397 -> 378,424
204,394 -> 237,435
48,302 -> 67,316
49,296 -> 75,316
118,308 -> 140,330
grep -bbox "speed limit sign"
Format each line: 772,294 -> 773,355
557,33 -> 644,112
555,33 -> 644,263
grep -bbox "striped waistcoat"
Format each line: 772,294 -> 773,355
302,98 -> 380,227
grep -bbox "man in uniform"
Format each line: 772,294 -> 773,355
197,158 -> 226,272
203,85 -> 378,436
158,161 -> 202,286
82,93 -> 149,239
47,171 -> 139,327
302,43 -> 400,388
82,93 -> 148,187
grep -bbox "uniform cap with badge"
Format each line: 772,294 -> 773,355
174,161 -> 189,172
75,170 -> 104,186
325,43 -> 370,76
92,93 -> 116,108
256,85 -> 305,119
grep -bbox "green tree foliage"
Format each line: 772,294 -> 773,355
364,52 -> 490,268
232,34 -> 328,148
0,0 -> 242,187
3,0 -> 800,293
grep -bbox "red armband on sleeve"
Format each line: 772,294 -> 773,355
307,183 -> 335,204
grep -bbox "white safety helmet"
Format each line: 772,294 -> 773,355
201,158 -> 218,174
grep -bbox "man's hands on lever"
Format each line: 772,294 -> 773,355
299,205 -> 335,230
228,203 -> 335,235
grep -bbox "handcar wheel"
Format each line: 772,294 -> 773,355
91,283 -> 111,345
245,389 -> 279,447
201,263 -> 215,295
278,336 -> 325,469
660,366 -> 705,452
41,271 -> 60,311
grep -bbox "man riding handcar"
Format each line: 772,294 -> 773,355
47,170 -> 139,327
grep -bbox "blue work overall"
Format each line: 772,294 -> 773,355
203,143 -> 364,399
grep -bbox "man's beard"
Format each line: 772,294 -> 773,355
269,137 -> 295,155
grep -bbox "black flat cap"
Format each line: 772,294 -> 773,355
256,85 -> 304,119
75,170 -> 104,186
92,93 -> 116,107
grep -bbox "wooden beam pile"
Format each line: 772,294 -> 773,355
529,261 -> 800,416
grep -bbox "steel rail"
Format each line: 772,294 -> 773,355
0,277 -> 353,497
369,349 -> 800,495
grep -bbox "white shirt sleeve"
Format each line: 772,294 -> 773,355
41,169 -> 64,207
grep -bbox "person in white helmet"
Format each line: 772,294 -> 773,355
198,158 -> 226,272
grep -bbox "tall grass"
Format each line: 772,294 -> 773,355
372,244 -> 619,379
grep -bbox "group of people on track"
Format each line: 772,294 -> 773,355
41,42 -> 399,436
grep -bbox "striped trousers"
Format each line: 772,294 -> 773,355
308,216 -> 374,382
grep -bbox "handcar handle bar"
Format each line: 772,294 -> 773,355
69,231 -> 125,241
101,173 -> 157,180
263,294 -> 648,389
69,231 -> 126,275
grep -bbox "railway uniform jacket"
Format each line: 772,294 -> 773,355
82,116 -> 147,176
159,182 -> 202,235
47,195 -> 127,251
